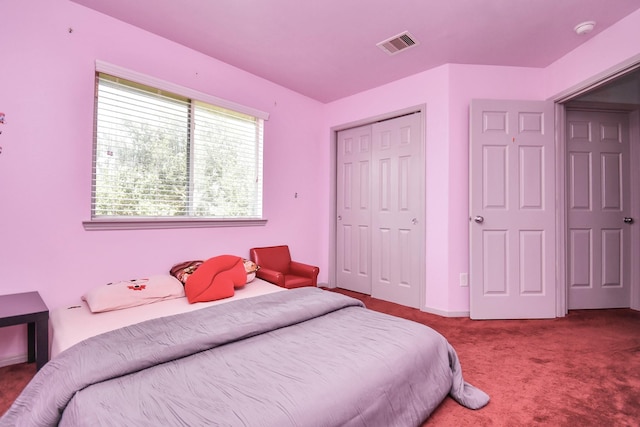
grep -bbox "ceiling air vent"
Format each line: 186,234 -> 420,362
377,31 -> 419,55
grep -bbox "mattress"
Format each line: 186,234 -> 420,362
49,278 -> 285,358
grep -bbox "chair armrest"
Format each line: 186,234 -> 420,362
289,261 -> 319,285
256,267 -> 285,287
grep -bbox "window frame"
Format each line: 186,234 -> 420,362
83,61 -> 269,231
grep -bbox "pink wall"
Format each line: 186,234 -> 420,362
543,8 -> 640,99
0,0 -> 324,363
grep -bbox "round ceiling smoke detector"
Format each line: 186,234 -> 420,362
574,21 -> 596,35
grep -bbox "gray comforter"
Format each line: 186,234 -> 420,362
1,288 -> 489,427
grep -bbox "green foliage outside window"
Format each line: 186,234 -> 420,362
93,74 -> 263,219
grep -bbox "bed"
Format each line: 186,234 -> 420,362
1,281 -> 489,426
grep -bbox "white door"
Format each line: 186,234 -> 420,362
336,112 -> 424,308
566,110 -> 631,309
336,124 -> 373,294
469,99 -> 556,319
370,113 -> 423,308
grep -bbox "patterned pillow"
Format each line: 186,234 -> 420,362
243,258 -> 259,283
170,260 -> 204,285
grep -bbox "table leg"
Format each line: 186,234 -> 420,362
27,322 -> 35,363
36,319 -> 49,371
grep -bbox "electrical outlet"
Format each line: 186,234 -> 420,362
459,273 -> 469,287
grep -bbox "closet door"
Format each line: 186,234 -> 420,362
336,125 -> 373,294
371,113 -> 423,308
336,112 -> 424,308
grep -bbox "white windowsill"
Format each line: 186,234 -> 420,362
83,218 -> 268,231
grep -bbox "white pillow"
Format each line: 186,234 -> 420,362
82,275 -> 185,313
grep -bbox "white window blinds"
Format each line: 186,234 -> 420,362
91,68 -> 266,223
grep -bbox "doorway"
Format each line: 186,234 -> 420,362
558,67 -> 640,312
468,66 -> 640,318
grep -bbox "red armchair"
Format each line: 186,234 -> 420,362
249,245 -> 319,289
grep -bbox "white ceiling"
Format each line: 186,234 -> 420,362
70,0 -> 640,103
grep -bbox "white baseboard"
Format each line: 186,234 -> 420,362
421,306 -> 470,318
0,354 -> 28,368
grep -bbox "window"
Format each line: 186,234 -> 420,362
86,62 -> 268,230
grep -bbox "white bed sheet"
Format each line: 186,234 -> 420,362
50,278 -> 285,358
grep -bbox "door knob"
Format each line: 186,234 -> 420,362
473,216 -> 484,224
624,217 -> 634,224
337,215 -> 342,221
411,218 -> 418,225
